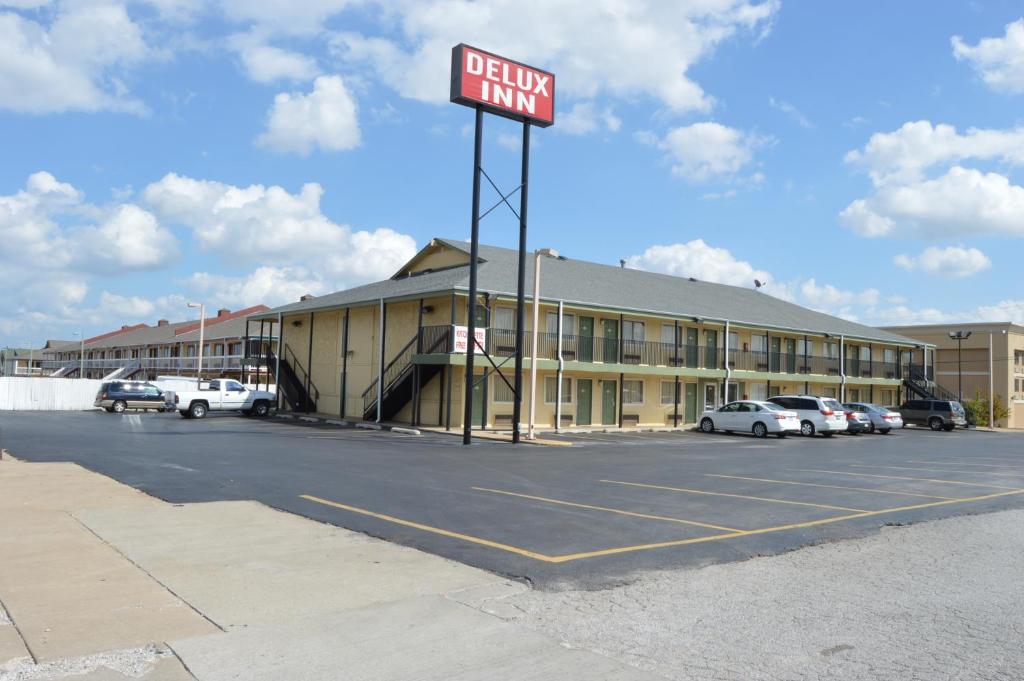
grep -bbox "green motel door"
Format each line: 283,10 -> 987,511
578,316 -> 594,362
577,379 -> 592,426
471,372 -> 486,428
601,379 -> 617,425
602,319 -> 618,363
684,383 -> 697,423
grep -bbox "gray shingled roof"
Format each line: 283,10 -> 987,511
254,238 -> 923,346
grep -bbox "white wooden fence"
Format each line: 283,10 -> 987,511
0,377 -> 103,411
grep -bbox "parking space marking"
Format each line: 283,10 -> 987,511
909,460 -> 1024,470
299,494 -> 556,562
792,469 -> 1022,490
549,488 -> 1024,562
704,474 -> 961,500
599,479 -> 868,513
471,487 -> 743,532
848,463 -> 1024,478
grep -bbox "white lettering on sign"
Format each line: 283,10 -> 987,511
453,326 -> 487,354
451,44 -> 554,127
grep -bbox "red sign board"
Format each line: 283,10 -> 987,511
450,44 -> 554,127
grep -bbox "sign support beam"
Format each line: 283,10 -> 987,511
512,121 -> 530,444
462,107 -> 484,445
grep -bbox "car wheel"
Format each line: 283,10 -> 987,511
929,417 -> 943,431
880,429 -> 891,435
752,422 -> 768,439
800,420 -> 815,437
112,400 -> 127,414
252,400 -> 270,417
700,417 -> 715,433
189,402 -> 208,419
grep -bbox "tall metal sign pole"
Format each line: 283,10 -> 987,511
450,44 -> 555,445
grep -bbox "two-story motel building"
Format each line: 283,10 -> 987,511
250,238 -> 930,430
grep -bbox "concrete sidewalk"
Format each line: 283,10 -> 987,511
0,457 -> 660,680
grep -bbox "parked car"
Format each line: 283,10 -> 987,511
767,395 -> 848,437
174,378 -> 276,419
898,399 -> 968,431
843,402 -> 903,434
699,400 -> 801,438
842,408 -> 871,435
94,381 -> 172,413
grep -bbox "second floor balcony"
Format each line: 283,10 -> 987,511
417,325 -> 906,380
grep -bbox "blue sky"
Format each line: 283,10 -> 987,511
2,0 -> 1024,346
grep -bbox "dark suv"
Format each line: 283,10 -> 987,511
94,381 -> 171,413
898,399 -> 967,431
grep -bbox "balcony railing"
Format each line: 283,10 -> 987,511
415,325 -> 901,379
40,355 -> 257,373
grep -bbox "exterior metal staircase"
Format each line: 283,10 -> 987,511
904,365 -> 958,401
269,347 -> 319,413
362,330 -> 448,422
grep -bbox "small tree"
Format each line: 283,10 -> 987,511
964,388 -> 1011,427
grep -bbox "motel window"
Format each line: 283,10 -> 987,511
881,389 -> 895,406
884,348 -> 895,363
752,335 -> 767,353
848,388 -> 860,402
660,381 -> 680,405
823,387 -> 837,399
824,342 -> 839,359
859,346 -> 871,361
546,312 -> 575,336
544,376 -> 572,403
494,307 -> 515,330
750,383 -> 767,401
622,320 -> 645,342
623,379 -> 644,405
797,339 -> 815,356
493,380 -> 514,403
661,324 -> 678,346
728,331 -> 739,351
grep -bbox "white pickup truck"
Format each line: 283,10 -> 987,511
174,378 -> 276,419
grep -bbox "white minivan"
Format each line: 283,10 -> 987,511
768,395 -> 848,437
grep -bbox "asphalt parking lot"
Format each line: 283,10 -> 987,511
3,411 -> 1024,588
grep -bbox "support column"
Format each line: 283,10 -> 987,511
340,308 -> 349,419
512,121 -> 530,444
555,301 -> 564,431
377,299 -> 385,423
462,107 -> 484,445
306,312 -> 314,414
673,320 -> 680,427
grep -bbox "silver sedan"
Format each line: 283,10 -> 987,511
843,402 -> 904,434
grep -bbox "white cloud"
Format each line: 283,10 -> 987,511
799,278 -> 879,309
652,122 -> 768,182
229,32 -> 320,83
841,166 -> 1024,238
186,266 -> 330,308
331,0 -> 778,112
557,102 -> 621,135
768,96 -> 812,128
844,120 -> 1024,186
893,246 -> 991,279
626,240 -> 770,287
952,19 -> 1024,94
841,120 -> 1024,238
142,172 -> 417,284
496,132 -> 520,150
75,204 -> 179,270
220,0 -> 356,35
0,3 -> 150,114
256,75 -> 361,155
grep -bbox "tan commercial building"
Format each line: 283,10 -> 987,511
251,238 -> 928,431
882,322 -> 1024,428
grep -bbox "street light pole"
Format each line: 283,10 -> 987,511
188,302 -> 206,389
948,330 -> 971,403
527,248 -> 558,440
74,331 -> 85,378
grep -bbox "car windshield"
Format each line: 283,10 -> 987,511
823,399 -> 843,411
761,402 -> 784,411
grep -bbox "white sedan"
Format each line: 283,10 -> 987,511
699,400 -> 801,439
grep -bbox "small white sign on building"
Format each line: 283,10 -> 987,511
453,326 -> 487,354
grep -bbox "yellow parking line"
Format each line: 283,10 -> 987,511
470,487 -> 742,532
599,479 -> 868,513
549,488 -> 1024,562
792,469 -> 1021,490
299,494 -> 557,562
849,464 -> 1024,478
704,474 -> 960,500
